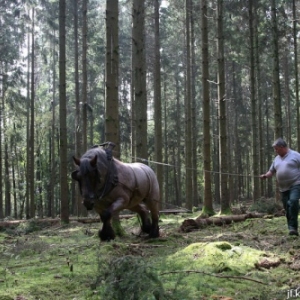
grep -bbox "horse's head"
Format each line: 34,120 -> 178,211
72,151 -> 106,210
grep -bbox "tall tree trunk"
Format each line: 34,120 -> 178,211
26,28 -> 30,219
59,0 -> 69,223
49,30 -> 57,218
271,0 -> 282,202
154,0 -> 163,209
190,1 -> 198,206
73,0 -> 84,216
3,73 -> 11,217
0,65 -> 3,219
202,0 -> 214,216
1,70 -> 10,217
105,0 -> 120,157
132,0 -> 148,161
82,0 -> 88,151
271,0 -> 282,139
29,8 -> 35,218
175,71 -> 182,205
249,0 -> 259,200
253,1 -> 264,197
217,0 -> 230,214
12,133 -> 18,219
293,0 -> 300,150
185,0 -> 193,210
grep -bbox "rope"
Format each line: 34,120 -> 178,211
111,150 -> 263,179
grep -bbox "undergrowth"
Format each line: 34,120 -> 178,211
0,209 -> 299,299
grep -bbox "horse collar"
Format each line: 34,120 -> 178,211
97,158 -> 118,200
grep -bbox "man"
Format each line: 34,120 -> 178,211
260,138 -> 300,236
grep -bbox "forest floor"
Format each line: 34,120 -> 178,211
0,204 -> 300,300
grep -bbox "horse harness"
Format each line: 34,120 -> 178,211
92,143 -> 152,201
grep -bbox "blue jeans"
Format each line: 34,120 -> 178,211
281,184 -> 300,231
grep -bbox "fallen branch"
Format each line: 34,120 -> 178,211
0,209 -> 187,229
180,211 -> 285,233
160,270 -> 266,285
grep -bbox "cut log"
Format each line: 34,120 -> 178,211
180,211 -> 285,233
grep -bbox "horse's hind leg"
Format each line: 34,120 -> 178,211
130,204 -> 152,234
144,199 -> 160,238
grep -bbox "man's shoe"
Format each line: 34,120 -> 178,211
289,230 -> 299,236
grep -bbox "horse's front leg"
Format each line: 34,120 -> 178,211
98,198 -> 126,241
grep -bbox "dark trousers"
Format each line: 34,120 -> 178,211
281,184 -> 300,231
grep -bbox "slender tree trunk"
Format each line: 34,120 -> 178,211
185,0 -> 193,210
190,1 -> 198,206
202,0 -> 214,216
154,0 -> 163,209
59,0 -> 69,223
73,0 -> 84,216
163,81 -> 169,207
49,30 -> 57,218
0,65 -> 3,219
293,0 -> 300,150
3,82 -> 11,216
175,71 -> 182,205
82,0 -> 88,151
26,28 -> 30,219
29,8 -> 35,218
132,0 -> 148,161
271,0 -> 282,139
253,1 -> 264,197
12,133 -> 18,219
271,0 -> 282,202
249,0 -> 260,200
217,0 -> 230,214
105,0 -> 120,157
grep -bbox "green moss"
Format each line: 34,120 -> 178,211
201,206 -> 215,217
167,241 -> 265,274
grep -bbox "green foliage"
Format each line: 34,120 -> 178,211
249,198 -> 283,214
96,255 -> 164,300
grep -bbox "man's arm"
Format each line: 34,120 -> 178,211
260,170 -> 274,179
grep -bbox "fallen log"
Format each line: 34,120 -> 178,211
0,216 -> 132,229
0,209 -> 190,229
179,211 -> 285,233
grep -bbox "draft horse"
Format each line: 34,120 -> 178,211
72,142 -> 160,241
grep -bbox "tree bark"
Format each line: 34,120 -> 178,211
202,0 -> 214,216
29,8 -> 35,218
82,0 -> 88,151
271,0 -> 282,139
217,0 -> 230,213
59,0 -> 69,223
293,0 -> 300,150
154,0 -> 163,209
132,0 -> 148,162
105,0 -> 120,157
185,0 -> 193,210
249,0 -> 260,200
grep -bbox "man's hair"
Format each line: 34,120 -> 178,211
272,138 -> 287,148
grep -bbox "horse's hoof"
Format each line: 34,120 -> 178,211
149,228 -> 159,238
141,225 -> 151,234
99,230 -> 116,241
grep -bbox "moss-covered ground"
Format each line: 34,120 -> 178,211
0,212 -> 299,299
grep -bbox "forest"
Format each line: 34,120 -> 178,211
0,0 -> 299,221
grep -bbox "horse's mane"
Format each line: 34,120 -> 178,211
79,147 -> 108,175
